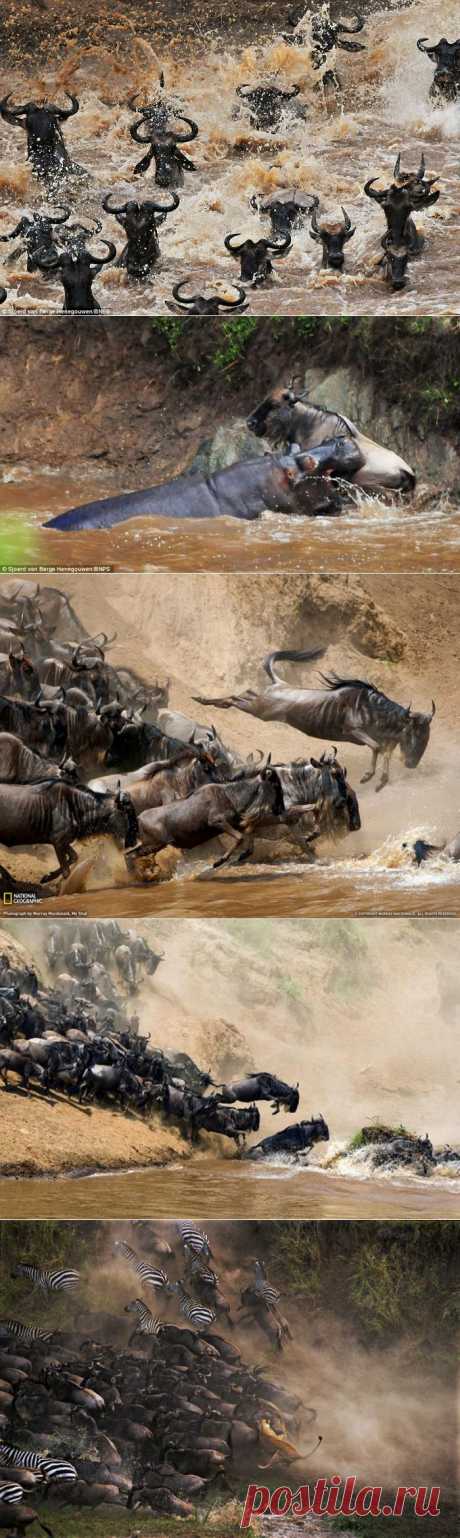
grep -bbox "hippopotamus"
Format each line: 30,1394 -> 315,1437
45,445 -> 356,531
244,1115 -> 329,1160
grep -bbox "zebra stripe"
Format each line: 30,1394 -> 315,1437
124,1300 -> 163,1338
0,1320 -> 54,1344
177,1223 -> 212,1259
175,1283 -> 216,1331
0,1484 -> 24,1505
13,1264 -> 80,1296
114,1241 -> 170,1292
0,1445 -> 77,1485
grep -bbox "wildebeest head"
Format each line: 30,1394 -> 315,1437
392,150 -> 427,189
171,280 -> 247,313
305,1115 -> 330,1143
250,191 -> 315,237
310,200 -> 355,269
380,243 -> 410,291
399,702 -> 435,768
224,232 -> 291,283
247,385 -> 306,439
236,82 -> 300,129
311,750 -> 361,836
417,36 -> 460,76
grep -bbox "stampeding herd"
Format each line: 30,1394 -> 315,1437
0,13 -> 456,308
0,1222 -> 321,1530
0,578 -> 452,896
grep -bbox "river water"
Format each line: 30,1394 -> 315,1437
1,1159 -> 458,1220
2,471 -> 460,574
0,3 -> 458,318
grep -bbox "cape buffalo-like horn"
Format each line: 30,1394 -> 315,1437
394,152 -> 401,179
417,152 -> 426,180
416,37 -> 431,54
146,192 -> 180,214
224,232 -> 244,252
341,206 -> 355,235
172,116 -> 199,143
88,240 -> 117,266
266,234 -> 292,254
310,202 -> 321,239
430,700 -> 436,719
49,206 -> 71,225
130,120 -> 153,143
102,193 -> 128,215
0,94 -> 30,116
364,177 -> 386,202
53,94 -> 80,120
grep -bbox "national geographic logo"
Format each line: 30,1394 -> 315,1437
2,892 -> 38,906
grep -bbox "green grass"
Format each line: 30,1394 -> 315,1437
34,1507 -> 243,1537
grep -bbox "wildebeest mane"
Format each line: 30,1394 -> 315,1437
320,672 -> 385,696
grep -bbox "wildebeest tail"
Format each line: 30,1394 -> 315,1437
263,646 -> 326,683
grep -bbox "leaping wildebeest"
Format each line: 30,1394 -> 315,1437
195,647 -> 435,791
247,384 -> 416,491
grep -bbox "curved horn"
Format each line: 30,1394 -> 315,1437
417,152 -> 426,180
129,120 -> 152,144
145,191 -> 180,214
430,700 -> 436,719
102,193 -> 128,216
266,233 -> 292,255
171,280 -> 195,306
309,201 -> 321,240
416,37 -> 430,54
0,93 -> 30,118
49,206 -> 71,226
236,85 -> 253,99
53,93 -> 80,120
88,240 -> 117,266
394,152 -> 401,179
341,206 -> 353,232
224,232 -> 244,253
281,84 -> 300,100
364,177 -> 386,203
171,116 -> 199,143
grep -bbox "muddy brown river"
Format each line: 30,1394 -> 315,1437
2,472 -> 460,574
0,3 -> 458,319
1,1161 -> 458,1220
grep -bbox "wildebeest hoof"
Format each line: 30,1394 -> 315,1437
360,770 -> 374,783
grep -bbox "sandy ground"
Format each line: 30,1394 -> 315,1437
0,1092 -> 190,1178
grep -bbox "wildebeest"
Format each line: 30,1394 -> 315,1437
196,647 -> 435,791
235,82 -> 300,130
0,733 -> 76,785
89,741 -> 229,809
45,446 -> 344,532
102,193 -> 179,279
129,116 -> 198,186
224,232 -> 291,285
364,178 -> 440,254
163,1086 -> 260,1148
247,384 -> 416,491
0,207 -> 70,271
0,94 -> 82,181
309,200 -> 355,269
417,36 -> 460,100
250,190 -> 315,238
218,1072 -> 299,1114
131,753 -> 360,866
244,1115 -> 330,1161
171,281 -> 248,313
38,242 -> 116,312
378,244 -> 410,292
284,11 -> 366,70
0,782 -> 138,875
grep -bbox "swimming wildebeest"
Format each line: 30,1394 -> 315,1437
284,11 -> 366,68
195,647 -> 435,791
38,241 -> 116,311
0,207 -> 70,271
129,115 -> 198,186
250,190 -> 315,238
170,281 -> 248,313
45,447 -> 346,532
244,1115 -> 330,1161
309,200 -> 356,269
102,192 -> 179,278
364,177 -> 440,254
218,1072 -> 299,1114
224,232 -> 291,285
0,781 -> 138,876
378,244 -> 410,292
247,384 -> 416,491
417,36 -> 460,101
235,82 -> 300,130
0,93 -> 82,181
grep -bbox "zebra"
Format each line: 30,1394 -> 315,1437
173,1281 -> 216,1332
0,1483 -> 24,1505
124,1299 -> 164,1346
189,1257 -> 218,1287
12,1264 -> 81,1296
252,1258 -> 281,1314
114,1240 -> 171,1294
0,1319 -> 54,1345
177,1223 -> 213,1260
0,1444 -> 77,1487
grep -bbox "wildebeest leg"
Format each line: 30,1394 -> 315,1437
375,749 -> 394,792
212,824 -> 254,870
360,748 -> 378,784
53,840 -> 78,875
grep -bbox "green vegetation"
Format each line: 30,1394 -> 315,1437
148,317 -> 460,435
25,1508 -> 244,1538
266,1222 -> 460,1354
347,1124 -> 409,1151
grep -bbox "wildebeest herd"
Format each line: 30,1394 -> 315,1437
0,1223 -> 319,1529
0,10 -> 455,309
0,577 -> 451,898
